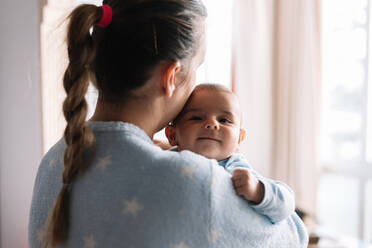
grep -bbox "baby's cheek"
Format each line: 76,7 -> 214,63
230,132 -> 241,149
179,136 -> 197,151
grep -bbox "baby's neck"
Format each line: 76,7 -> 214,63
176,146 -> 233,162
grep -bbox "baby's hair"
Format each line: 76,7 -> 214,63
171,83 -> 237,126
44,0 -> 206,247
194,83 -> 233,94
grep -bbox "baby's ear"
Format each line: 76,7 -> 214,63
238,129 -> 245,144
165,125 -> 178,146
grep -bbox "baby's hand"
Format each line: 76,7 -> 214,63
231,168 -> 264,204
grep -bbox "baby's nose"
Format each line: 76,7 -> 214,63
204,120 -> 219,129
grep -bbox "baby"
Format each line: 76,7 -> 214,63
165,83 -> 295,223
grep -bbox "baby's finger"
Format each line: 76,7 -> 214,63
231,174 -> 244,182
232,179 -> 241,187
234,186 -> 246,196
232,168 -> 250,180
231,176 -> 240,184
232,168 -> 246,177
231,174 -> 241,182
236,181 -> 248,189
233,178 -> 246,188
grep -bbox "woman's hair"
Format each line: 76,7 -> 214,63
43,0 -> 206,246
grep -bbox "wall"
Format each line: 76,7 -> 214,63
0,0 -> 42,247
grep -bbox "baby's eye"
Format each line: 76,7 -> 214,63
189,116 -> 202,121
219,118 -> 232,124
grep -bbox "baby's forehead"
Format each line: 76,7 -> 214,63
191,86 -> 239,106
179,86 -> 242,118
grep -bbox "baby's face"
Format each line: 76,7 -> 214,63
168,89 -> 243,161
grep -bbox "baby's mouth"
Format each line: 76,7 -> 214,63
197,137 -> 220,142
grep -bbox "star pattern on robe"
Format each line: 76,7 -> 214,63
96,155 -> 112,170
47,158 -> 56,168
181,166 -> 196,179
83,235 -> 96,248
172,241 -> 190,248
122,198 -> 144,217
209,229 -> 222,243
253,214 -> 260,224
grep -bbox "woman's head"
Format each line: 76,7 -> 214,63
44,1 -> 206,247
93,0 -> 206,102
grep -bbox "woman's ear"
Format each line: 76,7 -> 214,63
238,129 -> 246,144
165,125 -> 178,146
161,61 -> 181,97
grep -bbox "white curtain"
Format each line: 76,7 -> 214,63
40,0 -> 75,153
198,0 -> 233,88
232,0 -> 321,215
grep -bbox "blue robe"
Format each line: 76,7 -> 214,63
29,121 -> 308,247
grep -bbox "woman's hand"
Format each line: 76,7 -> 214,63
231,168 -> 264,204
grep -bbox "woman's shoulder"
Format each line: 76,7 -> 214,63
161,148 -> 214,165
38,138 -> 66,170
152,148 -> 218,178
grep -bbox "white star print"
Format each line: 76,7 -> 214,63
181,166 -> 196,179
172,241 -> 190,248
210,229 -> 221,243
47,158 -> 56,168
83,235 -> 96,248
96,155 -> 111,170
253,214 -> 260,224
123,198 -> 144,217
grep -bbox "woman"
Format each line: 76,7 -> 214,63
29,0 -> 308,247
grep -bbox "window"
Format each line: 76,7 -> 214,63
319,0 -> 372,244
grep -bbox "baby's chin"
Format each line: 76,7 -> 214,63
192,148 -> 232,162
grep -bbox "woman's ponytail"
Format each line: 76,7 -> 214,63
43,4 -> 101,247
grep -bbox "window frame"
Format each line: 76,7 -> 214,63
319,0 -> 372,243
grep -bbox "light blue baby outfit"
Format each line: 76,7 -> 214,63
29,121 -> 308,247
218,155 -> 295,224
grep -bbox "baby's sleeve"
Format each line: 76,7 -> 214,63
212,159 -> 308,247
225,155 -> 295,223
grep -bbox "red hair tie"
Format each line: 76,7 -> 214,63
97,5 -> 112,28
